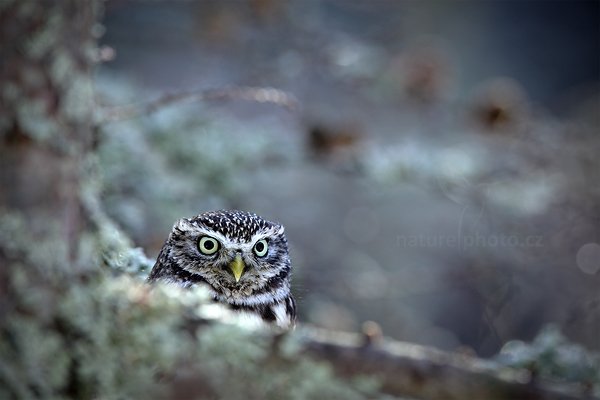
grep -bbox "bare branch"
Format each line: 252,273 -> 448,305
97,86 -> 299,124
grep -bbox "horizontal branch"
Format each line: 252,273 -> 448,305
297,327 -> 589,400
156,295 -> 591,400
97,86 -> 299,124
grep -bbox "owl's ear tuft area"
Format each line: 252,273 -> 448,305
173,217 -> 195,233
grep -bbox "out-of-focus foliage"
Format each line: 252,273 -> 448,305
496,325 -> 600,396
1,193 -> 377,398
82,174 -> 154,278
0,214 -> 379,399
0,0 -> 97,144
96,80 -> 298,250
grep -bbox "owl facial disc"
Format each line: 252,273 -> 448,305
147,209 -> 297,328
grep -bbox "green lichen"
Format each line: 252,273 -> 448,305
22,9 -> 62,60
15,98 -> 57,141
0,262 -> 379,399
0,206 -> 379,399
0,0 -> 99,146
189,314 -> 379,400
496,325 -> 600,395
79,165 -> 153,277
0,271 -> 181,399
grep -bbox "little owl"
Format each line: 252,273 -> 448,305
148,210 -> 296,328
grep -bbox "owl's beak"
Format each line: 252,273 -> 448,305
228,254 -> 245,282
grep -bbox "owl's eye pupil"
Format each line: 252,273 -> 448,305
256,242 -> 264,252
204,241 -> 214,250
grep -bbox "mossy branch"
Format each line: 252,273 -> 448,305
134,281 -> 592,400
297,327 -> 589,400
97,86 -> 298,124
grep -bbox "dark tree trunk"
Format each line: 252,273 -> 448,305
0,0 -> 99,267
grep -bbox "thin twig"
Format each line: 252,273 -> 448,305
97,86 -> 299,124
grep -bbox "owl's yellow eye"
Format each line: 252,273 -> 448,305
198,236 -> 220,255
253,239 -> 268,257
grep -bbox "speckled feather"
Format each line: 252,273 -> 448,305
148,210 -> 296,328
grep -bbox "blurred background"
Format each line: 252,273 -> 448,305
96,0 -> 599,357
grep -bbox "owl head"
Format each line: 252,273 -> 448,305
158,210 -> 291,305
